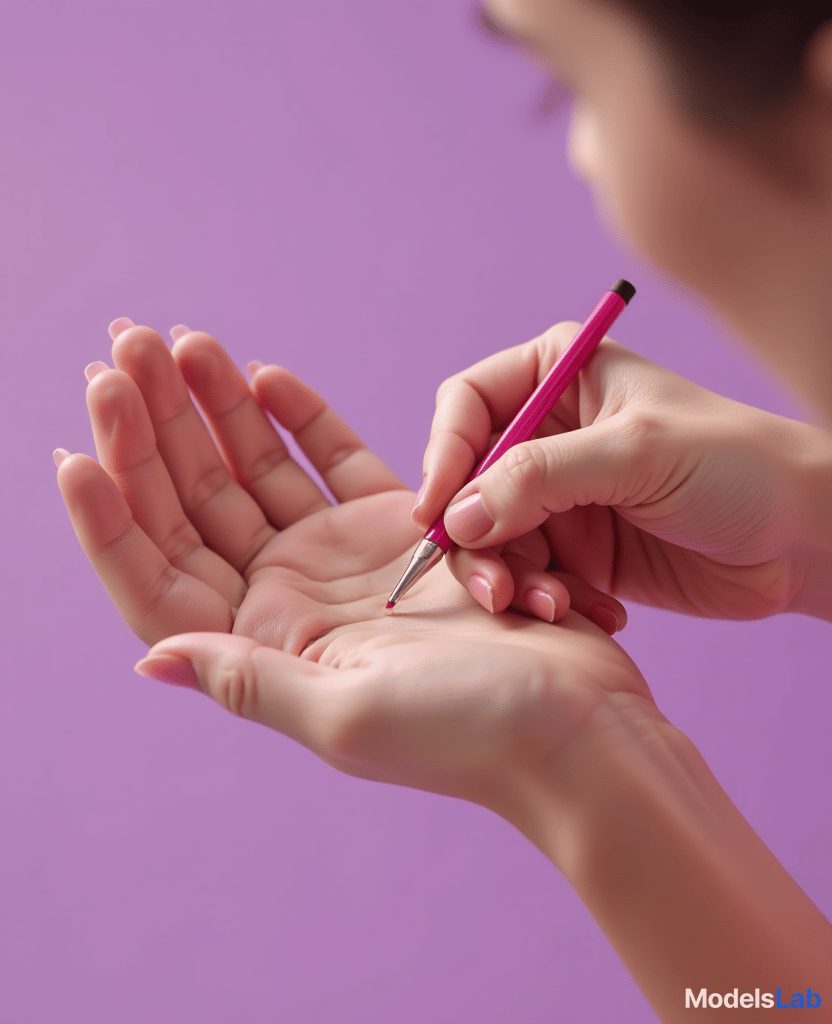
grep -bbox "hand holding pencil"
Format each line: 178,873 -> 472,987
410,279 -> 811,624
390,281 -> 635,611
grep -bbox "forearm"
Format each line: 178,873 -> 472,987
505,695 -> 832,1022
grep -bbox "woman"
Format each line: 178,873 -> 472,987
54,0 -> 832,1018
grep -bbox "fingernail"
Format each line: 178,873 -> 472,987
84,361 -> 108,383
247,360 -> 265,376
526,587 -> 555,623
468,574 -> 494,613
134,654 -> 201,691
589,604 -> 619,636
169,324 -> 192,343
108,317 -> 134,340
53,448 -> 70,468
445,492 -> 493,544
412,478 -> 427,512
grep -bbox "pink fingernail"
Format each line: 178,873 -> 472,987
169,324 -> 192,343
526,588 -> 555,623
84,361 -> 108,382
468,574 -> 494,613
134,654 -> 201,691
445,492 -> 494,544
53,448 -> 70,468
412,478 -> 427,512
247,360 -> 265,375
108,317 -> 134,340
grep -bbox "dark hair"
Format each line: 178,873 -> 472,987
475,1 -> 831,128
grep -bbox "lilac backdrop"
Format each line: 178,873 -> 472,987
1,2 -> 829,1022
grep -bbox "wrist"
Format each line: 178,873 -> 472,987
501,691 -> 832,1023
501,691 -> 690,875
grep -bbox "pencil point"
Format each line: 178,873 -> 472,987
385,601 -> 395,609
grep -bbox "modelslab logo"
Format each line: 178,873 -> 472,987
685,988 -> 822,1009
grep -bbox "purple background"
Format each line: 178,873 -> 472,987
2,2 -> 829,1021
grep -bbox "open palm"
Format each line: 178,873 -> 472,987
56,322 -> 652,811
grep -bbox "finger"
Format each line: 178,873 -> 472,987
545,571 -> 627,634
249,364 -> 409,503
84,364 -> 248,612
135,632 -> 366,760
444,527 -> 551,614
413,322 -> 584,531
171,332 -> 345,527
442,414 -> 635,549
502,551 -> 572,621
502,544 -> 627,633
411,426 -> 503,531
107,324 -> 284,574
56,453 -> 236,646
444,545 -> 517,614
446,541 -> 626,631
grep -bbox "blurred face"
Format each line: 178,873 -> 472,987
484,0 -> 832,420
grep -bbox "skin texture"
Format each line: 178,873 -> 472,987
55,324 -> 636,816
415,318 -> 832,624
55,0 -> 832,1019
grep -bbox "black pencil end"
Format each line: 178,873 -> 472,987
611,279 -> 636,304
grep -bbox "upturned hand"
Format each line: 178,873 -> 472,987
54,322 -> 643,814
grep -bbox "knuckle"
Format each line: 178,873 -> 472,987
545,320 -> 584,353
159,516 -> 204,567
135,564 -> 180,639
189,461 -> 233,515
502,442 -> 552,497
214,656 -> 257,719
424,426 -> 474,472
620,409 -> 664,455
550,319 -> 583,339
435,374 -> 460,404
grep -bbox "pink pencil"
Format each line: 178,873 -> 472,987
386,279 -> 636,608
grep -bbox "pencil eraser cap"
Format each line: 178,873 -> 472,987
610,279 -> 636,304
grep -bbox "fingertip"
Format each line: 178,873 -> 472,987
511,573 -> 570,624
548,578 -> 572,621
473,567 -> 518,615
468,573 -> 495,613
411,494 -> 427,527
170,324 -> 192,344
444,491 -> 495,546
589,604 -> 619,636
527,588 -> 556,623
108,317 -> 135,341
84,361 -> 109,383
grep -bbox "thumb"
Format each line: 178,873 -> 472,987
443,414 -> 640,547
134,632 -> 345,749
